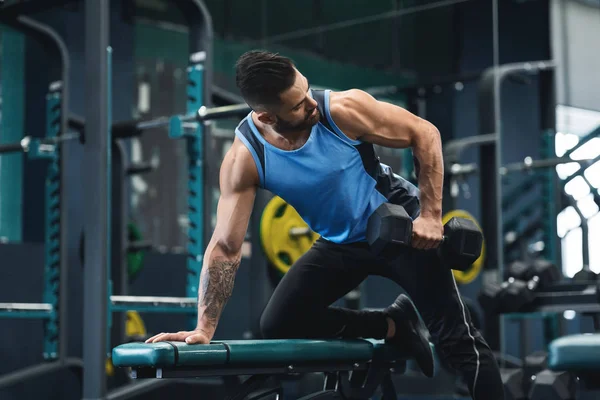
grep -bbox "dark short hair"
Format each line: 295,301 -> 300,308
235,50 -> 296,110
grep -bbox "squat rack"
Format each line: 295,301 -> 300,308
0,14 -> 82,389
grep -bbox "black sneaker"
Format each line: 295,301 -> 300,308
384,294 -> 434,377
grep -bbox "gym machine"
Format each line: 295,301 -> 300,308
0,15 -> 82,390
79,1 -> 262,398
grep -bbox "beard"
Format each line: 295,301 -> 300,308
274,108 -> 320,134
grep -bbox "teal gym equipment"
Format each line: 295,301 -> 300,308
0,16 -> 82,390
113,339 -> 422,399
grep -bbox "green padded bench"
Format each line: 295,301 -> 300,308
113,339 -> 416,400
548,333 -> 600,392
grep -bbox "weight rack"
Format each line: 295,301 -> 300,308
0,16 -> 82,390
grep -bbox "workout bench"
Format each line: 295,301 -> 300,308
548,333 -> 600,391
113,339 -> 421,399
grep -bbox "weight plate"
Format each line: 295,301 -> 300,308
442,209 -> 485,285
260,196 -> 319,276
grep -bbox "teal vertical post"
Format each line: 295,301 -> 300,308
43,91 -> 62,359
0,28 -> 25,241
542,129 -> 558,263
106,46 -> 113,354
186,64 -> 204,330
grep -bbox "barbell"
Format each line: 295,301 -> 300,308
169,103 -> 252,139
0,132 -> 80,159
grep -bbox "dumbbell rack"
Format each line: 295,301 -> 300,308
502,280 -> 600,350
519,281 -> 600,315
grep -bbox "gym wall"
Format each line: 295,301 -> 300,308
551,0 -> 600,112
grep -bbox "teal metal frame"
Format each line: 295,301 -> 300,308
185,63 -> 205,330
42,88 -> 62,360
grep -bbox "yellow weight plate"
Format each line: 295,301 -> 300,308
442,209 -> 485,285
126,311 -> 147,338
260,196 -> 319,275
106,358 -> 115,376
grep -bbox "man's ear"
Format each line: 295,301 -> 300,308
256,111 -> 276,126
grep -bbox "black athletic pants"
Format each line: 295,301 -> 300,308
260,238 -> 504,400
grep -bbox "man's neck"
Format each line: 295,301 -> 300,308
252,113 -> 311,150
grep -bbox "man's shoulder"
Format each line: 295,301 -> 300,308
328,89 -> 372,115
221,138 -> 260,190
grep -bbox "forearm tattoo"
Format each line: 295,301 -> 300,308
198,258 -> 240,326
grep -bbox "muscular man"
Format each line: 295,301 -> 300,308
146,50 -> 504,399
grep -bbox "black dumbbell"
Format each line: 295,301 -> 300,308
479,260 -> 561,314
478,277 -> 539,314
528,369 -> 576,400
523,351 -> 548,394
366,203 -> 482,271
506,259 -> 562,287
501,368 -> 527,400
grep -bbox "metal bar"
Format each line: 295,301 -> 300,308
197,103 -> 251,121
135,116 -> 171,131
0,302 -> 53,311
500,157 -> 597,175
0,358 -> 82,389
110,140 -> 128,377
133,362 -> 375,380
170,103 -> 252,139
106,380 -> 170,400
110,295 -> 196,307
0,140 -> 27,154
83,0 -> 110,398
0,134 -> 81,155
0,311 -> 54,319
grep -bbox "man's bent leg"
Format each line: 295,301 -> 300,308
382,249 -> 504,400
260,239 -> 386,339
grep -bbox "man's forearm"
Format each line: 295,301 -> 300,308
196,245 -> 241,334
412,121 -> 444,218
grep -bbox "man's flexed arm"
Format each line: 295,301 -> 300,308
329,89 -> 444,249
146,139 -> 259,344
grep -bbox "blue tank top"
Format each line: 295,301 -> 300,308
235,89 -> 420,244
